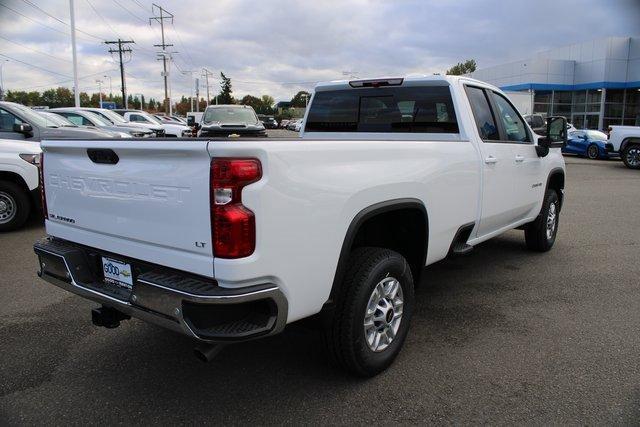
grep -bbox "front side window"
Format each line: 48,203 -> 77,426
465,86 -> 499,141
130,114 -> 148,123
0,108 -> 24,131
305,86 -> 458,133
60,113 -> 84,126
491,92 -> 530,143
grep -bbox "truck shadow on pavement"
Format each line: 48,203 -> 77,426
1,230 -> 554,423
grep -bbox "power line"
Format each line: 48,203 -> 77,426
85,0 -> 157,61
20,0 -> 104,41
0,53 -> 70,78
170,23 -> 195,67
17,68 -> 118,90
85,0 -> 124,40
112,0 -> 147,23
0,3 -> 77,38
132,0 -> 151,13
0,35 -> 73,64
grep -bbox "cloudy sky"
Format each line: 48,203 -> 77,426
1,0 -> 639,103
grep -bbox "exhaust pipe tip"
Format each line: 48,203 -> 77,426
194,343 -> 226,363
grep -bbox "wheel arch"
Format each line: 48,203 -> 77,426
0,171 -> 31,194
546,168 -> 565,211
327,198 -> 429,305
620,137 -> 640,153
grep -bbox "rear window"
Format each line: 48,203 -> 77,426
305,86 -> 458,133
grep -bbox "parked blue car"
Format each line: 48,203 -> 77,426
562,130 -> 611,160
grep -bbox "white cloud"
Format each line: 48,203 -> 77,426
1,0 -> 639,104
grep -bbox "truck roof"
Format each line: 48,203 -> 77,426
314,74 -> 495,92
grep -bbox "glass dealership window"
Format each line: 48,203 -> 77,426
534,91 -> 552,103
554,91 -> 572,104
624,89 -> 639,125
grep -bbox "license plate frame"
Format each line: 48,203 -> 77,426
101,256 -> 134,290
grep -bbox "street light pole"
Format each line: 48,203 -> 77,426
69,0 -> 80,107
96,79 -> 103,107
103,75 -> 112,99
181,70 -> 195,112
0,60 -> 8,101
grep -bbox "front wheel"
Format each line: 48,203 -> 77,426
524,189 -> 560,252
324,247 -> 414,377
0,181 -> 31,232
587,144 -> 599,160
622,144 -> 640,169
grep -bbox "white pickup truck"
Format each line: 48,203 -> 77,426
0,138 -> 41,231
34,75 -> 567,376
607,125 -> 640,169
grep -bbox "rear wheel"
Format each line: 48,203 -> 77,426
587,144 -> 599,160
524,189 -> 559,252
622,144 -> 640,169
324,247 -> 414,377
0,181 -> 30,232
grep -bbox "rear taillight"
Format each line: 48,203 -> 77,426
210,158 -> 262,258
39,152 -> 48,220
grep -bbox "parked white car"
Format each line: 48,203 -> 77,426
114,109 -> 192,137
34,75 -> 567,376
0,138 -> 41,231
607,125 -> 640,169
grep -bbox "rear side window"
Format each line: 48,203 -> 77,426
305,86 -> 458,133
465,86 -> 499,141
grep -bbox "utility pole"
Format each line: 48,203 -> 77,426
150,4 -> 174,114
96,79 -> 103,107
202,68 -> 214,107
69,0 -> 80,107
105,39 -> 134,108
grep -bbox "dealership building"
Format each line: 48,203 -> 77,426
468,36 -> 640,130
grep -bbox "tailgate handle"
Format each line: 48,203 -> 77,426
87,149 -> 119,165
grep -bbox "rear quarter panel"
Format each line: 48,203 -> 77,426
209,138 -> 480,322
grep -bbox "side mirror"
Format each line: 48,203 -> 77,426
13,123 -> 33,134
536,116 -> 567,157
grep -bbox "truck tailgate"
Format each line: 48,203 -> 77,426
41,139 -> 214,277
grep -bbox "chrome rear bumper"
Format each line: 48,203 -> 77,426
34,238 -> 287,342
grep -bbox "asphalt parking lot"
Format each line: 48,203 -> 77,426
1,156 -> 639,424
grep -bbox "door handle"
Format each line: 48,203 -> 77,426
484,156 -> 498,164
515,155 -> 525,163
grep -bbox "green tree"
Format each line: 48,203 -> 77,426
218,72 -> 234,104
260,95 -> 275,114
290,91 -> 311,108
79,92 -> 90,106
446,59 -> 477,75
240,94 -> 262,111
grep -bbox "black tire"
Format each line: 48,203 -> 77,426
622,144 -> 640,169
0,181 -> 31,232
524,189 -> 559,252
324,247 -> 414,377
587,144 -> 599,160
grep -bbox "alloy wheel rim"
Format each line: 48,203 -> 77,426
364,276 -> 404,352
546,202 -> 557,240
588,145 -> 598,159
627,148 -> 640,167
0,191 -> 16,224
